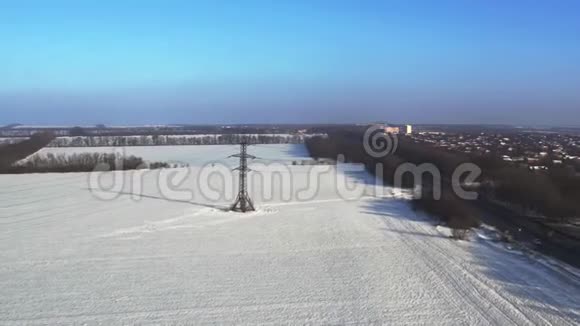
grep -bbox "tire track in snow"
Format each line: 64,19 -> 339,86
384,217 -> 500,325
416,222 -> 580,324
409,226 -> 541,325
373,203 -> 535,325
376,201 -> 578,325
366,203 -> 495,324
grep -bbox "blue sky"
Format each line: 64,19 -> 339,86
1,1 -> 579,125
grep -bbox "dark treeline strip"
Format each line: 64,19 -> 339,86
305,131 -> 481,239
306,131 -> 580,238
468,152 -> 580,221
67,126 -> 316,137
47,134 -> 306,147
0,132 -> 55,169
3,152 -> 175,174
481,165 -> 580,221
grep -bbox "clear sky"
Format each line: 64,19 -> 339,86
1,0 -> 579,126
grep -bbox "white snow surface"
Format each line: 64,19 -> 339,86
26,144 -> 311,167
1,145 -> 579,325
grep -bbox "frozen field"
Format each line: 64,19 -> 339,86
25,144 -> 311,167
1,145 -> 579,325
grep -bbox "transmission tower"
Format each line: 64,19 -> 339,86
230,141 -> 256,212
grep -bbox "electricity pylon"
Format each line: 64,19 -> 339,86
230,142 -> 256,212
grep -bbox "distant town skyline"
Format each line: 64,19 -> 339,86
1,1 -> 579,126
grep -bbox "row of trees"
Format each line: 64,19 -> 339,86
47,134 -> 306,147
6,152 -> 175,174
476,162 -> 580,221
0,132 -> 55,170
305,132 -> 481,239
306,130 -> 580,233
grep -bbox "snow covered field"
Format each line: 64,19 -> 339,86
26,144 -> 311,167
1,145 -> 579,325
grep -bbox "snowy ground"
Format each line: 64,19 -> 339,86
1,145 -> 579,325
24,144 -> 311,167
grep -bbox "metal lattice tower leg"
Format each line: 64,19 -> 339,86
230,142 -> 256,212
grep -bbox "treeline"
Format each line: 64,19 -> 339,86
306,132 -> 481,239
306,131 -> 580,228
47,134 -> 307,147
0,132 -> 55,170
4,152 -> 177,174
474,157 -> 580,221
